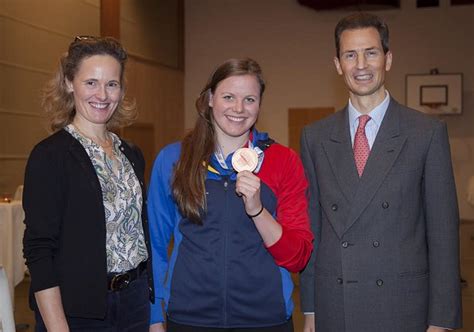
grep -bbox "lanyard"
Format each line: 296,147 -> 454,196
214,144 -> 230,170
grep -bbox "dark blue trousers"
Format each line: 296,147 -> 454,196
35,273 -> 150,332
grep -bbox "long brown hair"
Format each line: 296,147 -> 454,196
42,36 -> 136,132
172,58 -> 266,224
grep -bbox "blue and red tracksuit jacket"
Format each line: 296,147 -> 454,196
148,129 -> 313,328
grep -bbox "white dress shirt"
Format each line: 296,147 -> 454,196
348,90 -> 390,149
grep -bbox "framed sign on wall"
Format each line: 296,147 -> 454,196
406,73 -> 463,115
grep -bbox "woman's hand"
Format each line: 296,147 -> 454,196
235,170 -> 262,216
235,170 -> 282,246
426,327 -> 447,332
150,322 -> 166,332
303,314 -> 315,332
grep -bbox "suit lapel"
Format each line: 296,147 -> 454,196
321,109 -> 359,238
344,99 -> 407,233
322,108 -> 359,202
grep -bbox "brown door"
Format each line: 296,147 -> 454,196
288,107 -> 334,287
288,107 -> 335,153
120,123 -> 155,184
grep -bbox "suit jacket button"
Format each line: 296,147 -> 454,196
376,279 -> 384,286
382,202 -> 389,209
331,204 -> 338,211
342,241 -> 349,248
337,278 -> 343,284
373,241 -> 380,248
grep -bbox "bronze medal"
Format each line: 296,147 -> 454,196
232,148 -> 259,172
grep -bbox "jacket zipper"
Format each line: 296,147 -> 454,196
222,176 -> 229,326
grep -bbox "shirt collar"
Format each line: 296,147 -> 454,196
348,90 -> 390,129
65,124 -> 121,149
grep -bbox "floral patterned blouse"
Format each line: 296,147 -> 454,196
66,124 -> 148,273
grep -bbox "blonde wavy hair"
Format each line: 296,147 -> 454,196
42,36 -> 136,132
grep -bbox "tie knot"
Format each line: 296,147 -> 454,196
358,115 -> 371,129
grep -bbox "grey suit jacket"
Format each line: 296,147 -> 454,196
299,98 -> 462,332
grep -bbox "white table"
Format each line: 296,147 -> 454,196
0,200 -> 27,300
0,266 -> 16,332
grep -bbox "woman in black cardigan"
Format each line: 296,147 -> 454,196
23,36 -> 153,332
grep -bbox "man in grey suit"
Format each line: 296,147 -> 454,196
300,12 -> 462,332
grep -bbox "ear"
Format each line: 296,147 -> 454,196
333,56 -> 343,75
65,79 -> 74,93
385,51 -> 393,72
208,91 -> 214,108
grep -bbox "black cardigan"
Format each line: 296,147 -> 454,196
23,129 -> 154,318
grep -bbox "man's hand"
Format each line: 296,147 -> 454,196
150,322 -> 166,332
303,313 -> 315,332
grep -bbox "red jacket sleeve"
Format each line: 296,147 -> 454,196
258,144 -> 314,272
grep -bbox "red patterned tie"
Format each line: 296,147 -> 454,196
354,115 -> 371,177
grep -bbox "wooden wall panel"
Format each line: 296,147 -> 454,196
0,0 -> 99,194
122,123 -> 154,183
288,107 -> 335,154
127,56 -> 184,158
0,18 -> 70,70
0,160 -> 28,199
119,0 -> 185,172
120,0 -> 180,68
0,113 -> 48,156
154,67 -> 185,150
1,0 -> 99,37
0,65 -> 50,114
126,59 -> 157,125
100,0 -> 120,38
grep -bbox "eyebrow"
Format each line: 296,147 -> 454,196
342,46 -> 380,54
82,78 -> 120,83
219,92 -> 258,97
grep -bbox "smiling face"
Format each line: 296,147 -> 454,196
334,27 -> 392,108
209,74 -> 261,150
66,54 -> 122,129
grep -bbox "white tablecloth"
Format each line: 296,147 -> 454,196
0,200 -> 27,299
